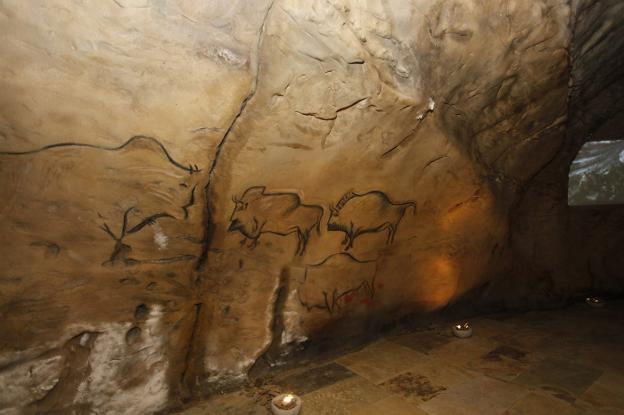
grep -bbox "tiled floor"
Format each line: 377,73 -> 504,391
175,301 -> 624,415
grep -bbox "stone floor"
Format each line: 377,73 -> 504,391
175,301 -> 624,415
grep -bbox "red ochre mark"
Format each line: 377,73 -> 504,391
377,282 -> 384,290
344,294 -> 354,304
361,298 -> 374,306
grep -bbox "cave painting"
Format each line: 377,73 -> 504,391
0,135 -> 201,174
0,136 -> 201,222
328,191 -> 416,250
298,252 -> 379,315
228,186 -> 324,256
0,135 -> 201,267
99,207 -> 187,266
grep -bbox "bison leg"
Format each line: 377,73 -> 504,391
251,217 -> 260,234
295,233 -> 302,256
296,230 -> 309,256
345,234 -> 355,250
340,223 -> 355,246
248,238 -> 259,249
341,234 -> 349,245
387,225 -> 396,244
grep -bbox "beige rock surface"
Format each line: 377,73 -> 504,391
0,0 -> 621,413
485,0 -> 624,307
199,0 -> 570,389
0,0 -> 271,413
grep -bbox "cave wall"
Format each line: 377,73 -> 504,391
0,1 -> 268,413
0,0 -> 619,413
482,0 -> 624,308
565,0 -> 624,294
196,0 -> 571,391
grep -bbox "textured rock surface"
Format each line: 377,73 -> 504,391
0,0 -> 621,413
484,0 -> 624,307
198,0 -> 570,390
0,0 -> 270,413
556,0 -> 624,294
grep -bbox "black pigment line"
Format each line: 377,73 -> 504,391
128,255 -> 197,265
0,135 -> 200,174
307,252 -> 377,267
180,303 -> 203,391
195,0 -> 275,271
182,186 -> 197,220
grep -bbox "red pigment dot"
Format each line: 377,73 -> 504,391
377,283 -> 384,290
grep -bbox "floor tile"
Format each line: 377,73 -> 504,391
513,358 -> 603,399
301,377 -> 390,415
346,396 -> 431,415
174,403 -> 218,415
577,371 -> 624,412
380,371 -> 447,402
419,376 -> 529,415
410,357 -> 477,390
502,392 -> 583,415
391,329 -> 455,354
276,362 -> 356,395
336,339 -> 430,384
426,333 -> 500,368
478,319 -> 551,352
465,344 -> 535,382
200,391 -> 269,415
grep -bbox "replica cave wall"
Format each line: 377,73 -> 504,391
0,0 -> 621,413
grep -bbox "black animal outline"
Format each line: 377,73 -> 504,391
297,252 -> 379,315
328,190 -> 416,250
228,186 -> 324,256
0,135 -> 200,174
181,185 -> 197,219
0,135 -> 201,264
98,207 -> 177,266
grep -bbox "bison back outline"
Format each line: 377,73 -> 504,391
297,252 -> 378,315
228,186 -> 324,256
327,190 -> 416,250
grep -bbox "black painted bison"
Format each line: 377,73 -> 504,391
328,190 -> 416,250
228,186 -> 324,256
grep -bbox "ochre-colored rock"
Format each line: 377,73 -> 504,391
0,0 -> 622,413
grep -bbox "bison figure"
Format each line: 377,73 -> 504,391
328,190 -> 416,250
297,252 -> 378,315
228,186 -> 324,256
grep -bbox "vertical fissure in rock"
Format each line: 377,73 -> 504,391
249,268 -> 290,377
195,0 -> 275,272
182,0 -> 276,398
31,331 -> 100,413
181,302 -> 203,398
